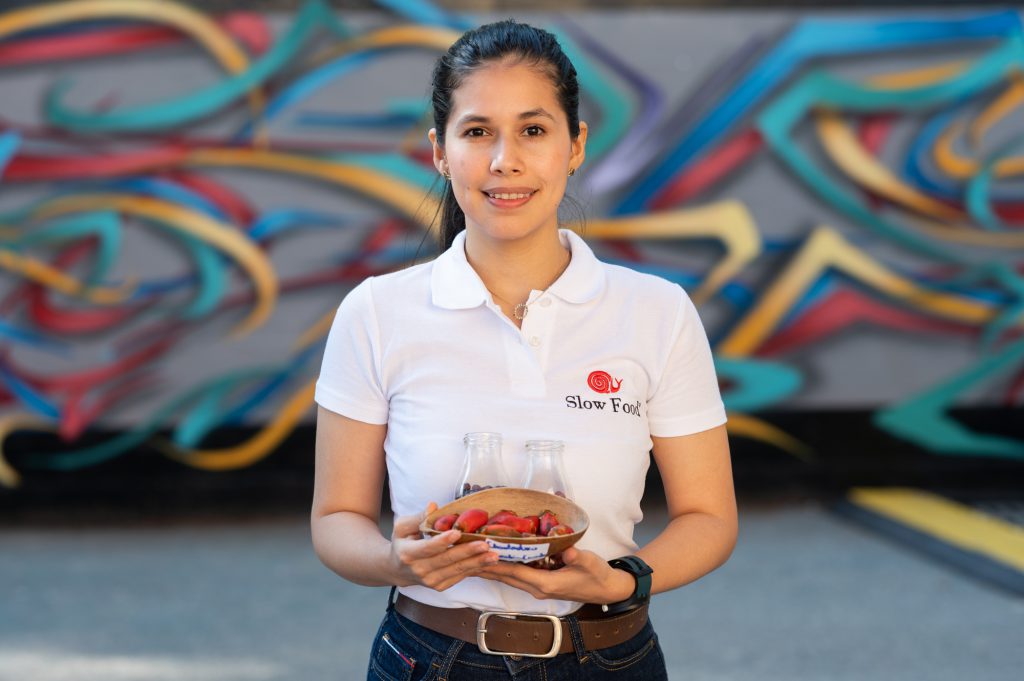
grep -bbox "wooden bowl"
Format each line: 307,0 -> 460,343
420,487 -> 589,563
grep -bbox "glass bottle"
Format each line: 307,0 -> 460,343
521,440 -> 572,499
454,432 -> 508,499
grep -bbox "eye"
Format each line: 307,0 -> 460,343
523,125 -> 545,136
463,127 -> 487,137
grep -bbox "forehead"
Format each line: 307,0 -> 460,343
449,60 -> 564,122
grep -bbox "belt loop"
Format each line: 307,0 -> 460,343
565,614 -> 589,663
435,638 -> 464,681
386,586 -> 398,613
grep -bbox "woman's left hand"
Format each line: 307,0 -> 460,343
477,547 -> 635,604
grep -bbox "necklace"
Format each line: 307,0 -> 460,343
482,251 -> 571,321
485,287 -> 531,320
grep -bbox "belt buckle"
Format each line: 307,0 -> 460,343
476,610 -> 562,659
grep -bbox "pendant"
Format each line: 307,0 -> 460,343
513,303 -> 528,320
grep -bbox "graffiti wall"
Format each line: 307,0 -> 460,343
1,0 -> 1022,494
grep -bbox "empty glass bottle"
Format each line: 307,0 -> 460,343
521,440 -> 572,499
454,432 -> 508,499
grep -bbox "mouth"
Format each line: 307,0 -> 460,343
483,188 -> 536,207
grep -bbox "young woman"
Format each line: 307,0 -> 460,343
312,20 -> 736,680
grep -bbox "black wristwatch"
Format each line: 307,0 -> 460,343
602,555 -> 653,615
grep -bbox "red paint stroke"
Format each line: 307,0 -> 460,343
756,286 -> 978,358
650,128 -> 763,210
114,219 -> 411,353
22,239 -> 147,335
856,113 -> 897,210
3,143 -> 191,181
160,169 -> 256,229
0,12 -> 271,68
5,332 -> 178,395
60,371 -> 160,441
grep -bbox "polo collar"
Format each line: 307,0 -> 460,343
431,229 -> 606,310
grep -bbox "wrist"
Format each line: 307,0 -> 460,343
605,567 -> 636,604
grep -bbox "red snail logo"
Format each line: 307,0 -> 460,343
587,370 -> 623,394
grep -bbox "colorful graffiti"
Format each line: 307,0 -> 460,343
1,0 -> 1022,489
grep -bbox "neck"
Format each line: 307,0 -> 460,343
464,228 -> 571,304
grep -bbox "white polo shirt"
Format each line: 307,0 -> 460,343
315,228 -> 726,615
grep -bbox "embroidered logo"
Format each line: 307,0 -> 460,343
587,370 -> 623,394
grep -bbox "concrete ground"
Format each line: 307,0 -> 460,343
2,500 -> 1021,681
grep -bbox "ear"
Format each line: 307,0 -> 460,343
570,121 -> 588,175
428,128 -> 446,175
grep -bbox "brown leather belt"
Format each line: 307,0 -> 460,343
394,594 -> 648,658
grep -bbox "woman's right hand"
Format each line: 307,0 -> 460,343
389,502 -> 499,591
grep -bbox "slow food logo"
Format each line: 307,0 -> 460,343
565,370 -> 640,418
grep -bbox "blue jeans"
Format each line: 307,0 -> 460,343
366,592 -> 668,680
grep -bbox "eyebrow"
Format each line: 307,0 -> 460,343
455,108 -> 557,126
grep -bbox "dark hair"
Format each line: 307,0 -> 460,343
430,20 -> 581,252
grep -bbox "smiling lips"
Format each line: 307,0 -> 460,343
483,187 -> 536,207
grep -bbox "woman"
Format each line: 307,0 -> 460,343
312,19 -> 736,680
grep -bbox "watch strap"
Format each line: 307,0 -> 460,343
603,555 -> 653,615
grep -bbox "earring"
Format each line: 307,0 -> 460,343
442,169 -> 451,181
568,168 -> 576,177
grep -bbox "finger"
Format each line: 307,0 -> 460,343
422,545 -> 501,590
393,513 -> 429,539
476,570 -> 546,599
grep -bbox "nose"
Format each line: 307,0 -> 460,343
490,137 -> 523,175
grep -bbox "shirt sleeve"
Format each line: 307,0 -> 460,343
646,288 -> 727,437
314,278 -> 389,425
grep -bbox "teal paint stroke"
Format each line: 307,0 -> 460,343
21,358 -> 308,471
873,333 -> 1024,460
715,357 -> 803,412
43,0 -> 349,132
0,131 -> 19,177
2,212 -> 122,287
174,344 -> 320,447
615,10 -> 1024,214
966,133 -> 1024,232
757,33 -> 1024,266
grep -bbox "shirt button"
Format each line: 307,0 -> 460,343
529,336 -> 541,347
539,298 -> 551,308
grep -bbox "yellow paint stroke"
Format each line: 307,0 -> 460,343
32,193 -> 278,338
863,59 -> 970,90
0,0 -> 265,126
155,378 -> 315,470
718,225 -> 1012,357
0,248 -> 134,304
583,201 -> 762,307
969,73 -> 1024,149
0,414 -> 55,488
293,307 -> 335,353
815,110 -> 964,222
186,148 -> 440,235
849,487 -> 1024,572
725,412 -> 813,461
934,118 -> 1024,180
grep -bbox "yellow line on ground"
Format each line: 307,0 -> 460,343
849,488 -> 1024,572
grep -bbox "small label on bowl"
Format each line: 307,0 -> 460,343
485,539 -> 550,563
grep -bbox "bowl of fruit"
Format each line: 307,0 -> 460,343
420,487 -> 589,564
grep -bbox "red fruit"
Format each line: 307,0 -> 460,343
501,516 -> 534,534
432,513 -> 459,532
453,508 -> 488,533
538,510 -> 558,536
546,524 -> 574,537
487,510 -> 519,525
480,524 -> 523,537
523,515 -> 540,534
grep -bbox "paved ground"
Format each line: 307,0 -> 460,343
2,500 -> 1021,680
